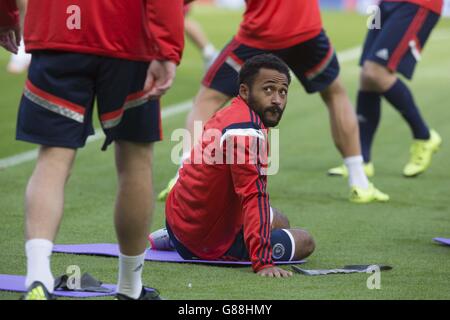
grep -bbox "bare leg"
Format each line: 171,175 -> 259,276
287,229 -> 315,260
17,0 -> 28,27
184,18 -> 218,70
114,141 -> 154,256
272,207 -> 316,260
271,207 -> 290,230
360,61 -> 397,93
270,209 -> 314,260
25,146 -> 76,241
185,18 -> 211,52
114,141 -> 155,299
320,77 -> 361,158
185,86 -> 230,149
24,146 -> 76,292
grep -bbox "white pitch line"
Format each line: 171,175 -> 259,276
0,46 -> 361,170
0,149 -> 39,169
337,46 -> 362,63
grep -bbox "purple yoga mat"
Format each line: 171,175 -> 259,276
433,238 -> 450,246
0,274 -> 116,298
53,243 -> 306,265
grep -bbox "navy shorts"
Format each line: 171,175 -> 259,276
360,1 -> 440,79
17,51 -> 162,150
203,29 -> 340,95
166,222 -> 296,262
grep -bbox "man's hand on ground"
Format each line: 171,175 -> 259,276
257,266 -> 293,278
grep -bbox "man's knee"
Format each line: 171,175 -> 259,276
320,77 -> 347,104
271,207 -> 290,230
194,86 -> 230,109
289,229 -> 315,260
115,141 -> 154,174
38,146 -> 76,176
360,61 -> 395,92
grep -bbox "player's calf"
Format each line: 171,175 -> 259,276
289,229 -> 315,260
191,86 -> 230,122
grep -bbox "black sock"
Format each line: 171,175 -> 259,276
383,79 -> 430,140
356,90 -> 382,163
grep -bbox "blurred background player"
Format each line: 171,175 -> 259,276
184,3 -> 218,70
159,0 -> 389,204
329,0 -> 443,178
0,0 -> 184,300
153,55 -> 315,277
6,0 -> 30,73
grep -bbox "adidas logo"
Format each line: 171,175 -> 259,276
375,48 -> 389,61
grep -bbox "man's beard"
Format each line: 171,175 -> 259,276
248,94 -> 284,128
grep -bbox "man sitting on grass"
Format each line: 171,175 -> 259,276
150,54 -> 315,277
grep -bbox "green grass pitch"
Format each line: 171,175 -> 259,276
0,7 -> 449,300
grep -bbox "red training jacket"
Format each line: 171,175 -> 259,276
166,96 -> 274,272
0,0 -> 184,63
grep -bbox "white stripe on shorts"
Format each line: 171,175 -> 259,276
281,229 -> 296,261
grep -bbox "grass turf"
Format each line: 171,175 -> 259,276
0,7 -> 449,300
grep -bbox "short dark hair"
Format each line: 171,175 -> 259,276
239,54 -> 291,87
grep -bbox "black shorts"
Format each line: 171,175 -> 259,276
17,51 -> 162,150
360,1 -> 440,79
166,222 -> 297,262
203,29 -> 340,95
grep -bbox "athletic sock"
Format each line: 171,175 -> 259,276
344,155 -> 369,189
383,79 -> 430,140
117,252 -> 146,299
25,239 -> 55,293
202,43 -> 216,60
356,90 -> 382,163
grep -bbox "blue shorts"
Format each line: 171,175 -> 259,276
203,30 -> 340,95
360,1 -> 440,79
166,222 -> 296,262
16,51 -> 162,150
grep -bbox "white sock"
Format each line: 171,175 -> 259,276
202,44 -> 216,60
344,155 -> 369,189
117,252 -> 146,299
25,239 -> 54,293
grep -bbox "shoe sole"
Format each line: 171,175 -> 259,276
327,168 -> 374,178
327,172 -> 347,177
329,172 -> 374,178
350,198 -> 389,204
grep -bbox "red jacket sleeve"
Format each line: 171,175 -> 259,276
229,134 -> 274,272
147,0 -> 184,64
0,0 -> 19,28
